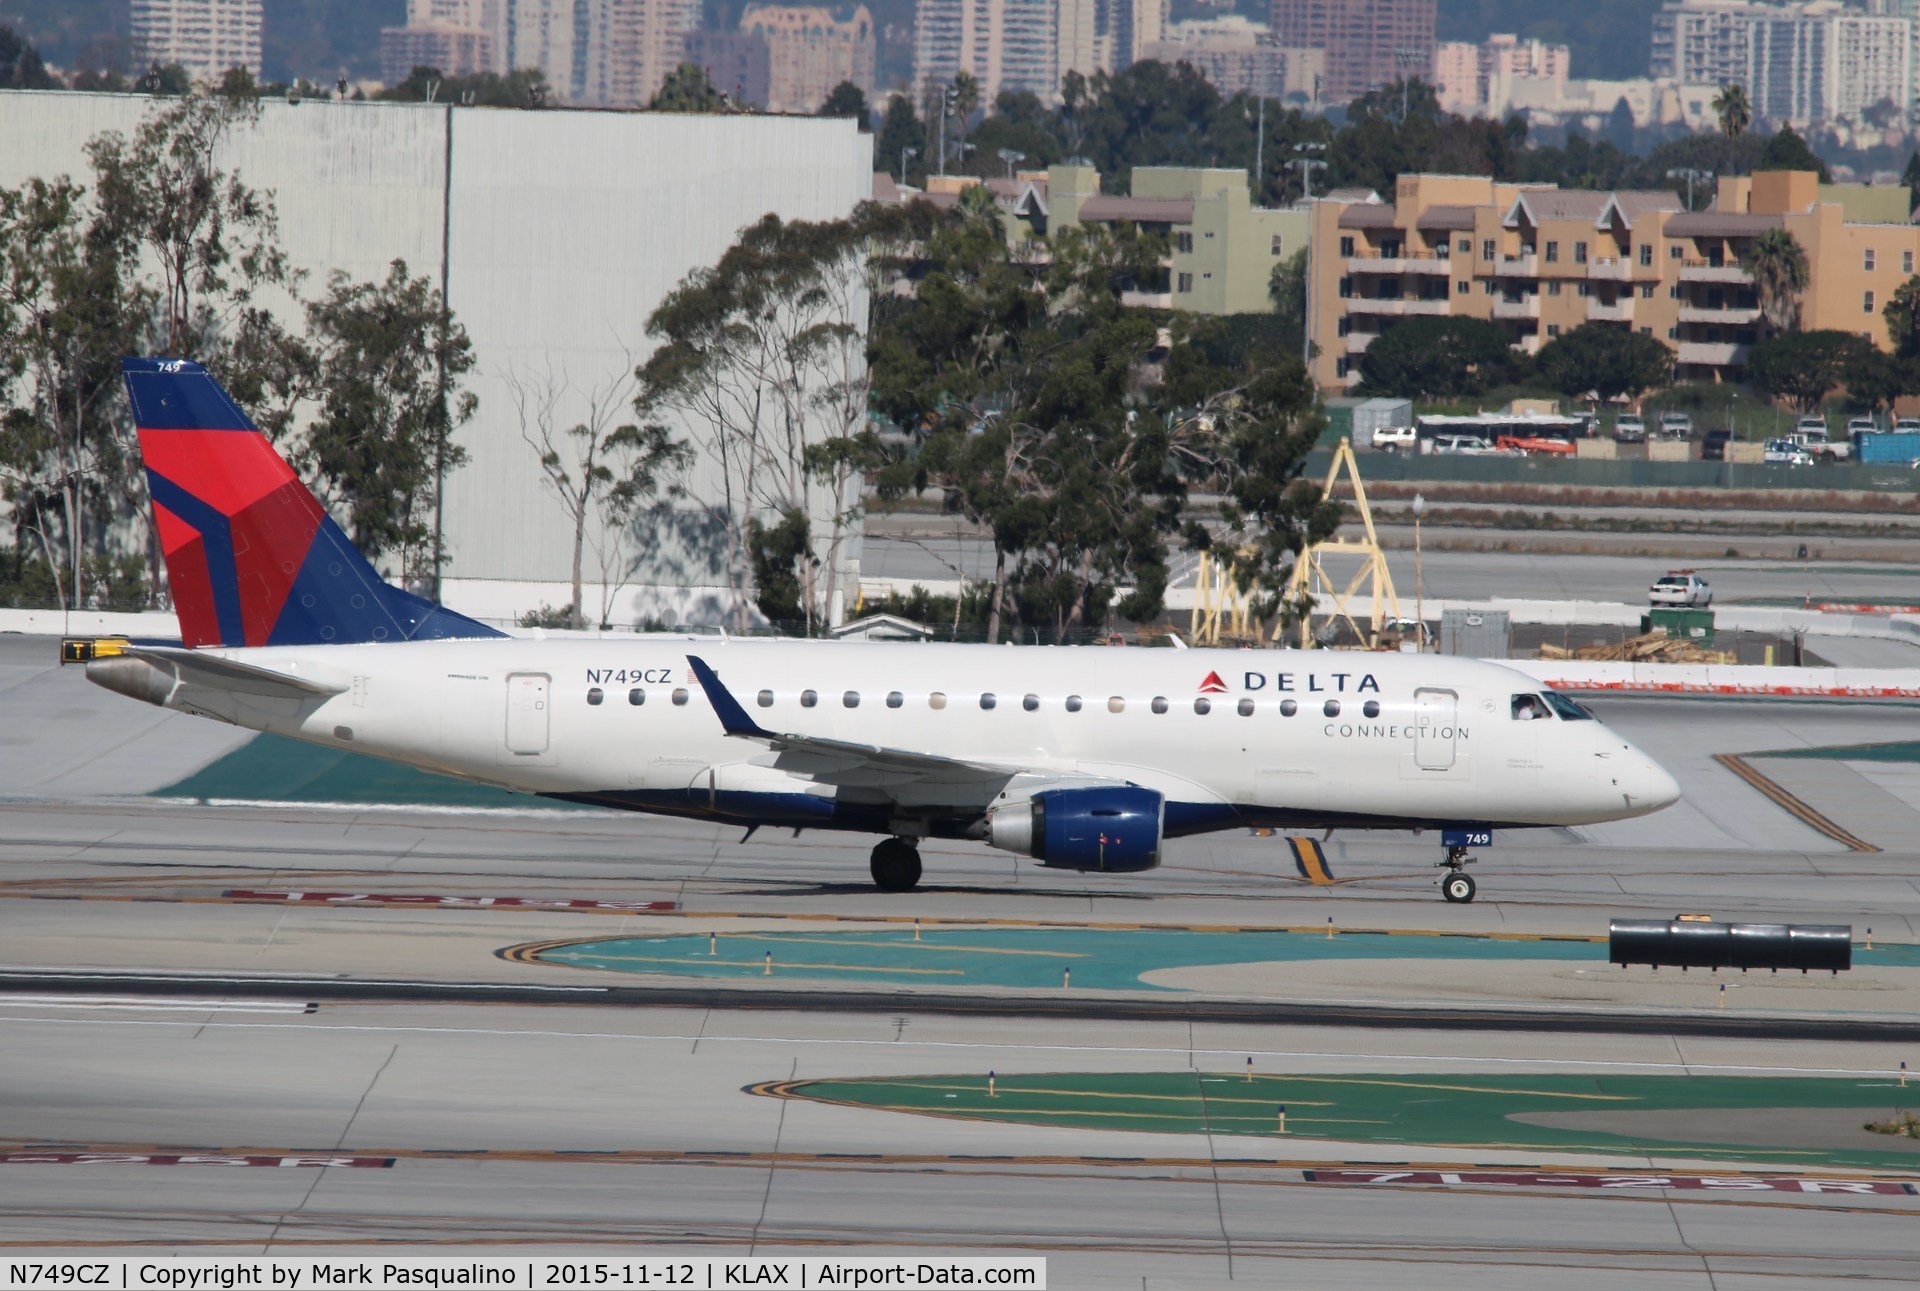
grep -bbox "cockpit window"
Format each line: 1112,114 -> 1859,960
1511,694 -> 1550,721
1541,691 -> 1595,721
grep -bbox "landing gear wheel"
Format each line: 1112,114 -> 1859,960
869,837 -> 922,892
1441,872 -> 1477,904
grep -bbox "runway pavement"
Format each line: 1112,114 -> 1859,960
5,638 -> 1920,1282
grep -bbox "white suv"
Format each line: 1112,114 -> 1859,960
1649,571 -> 1712,608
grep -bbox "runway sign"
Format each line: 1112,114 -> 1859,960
224,890 -> 677,912
1305,1170 -> 1918,1194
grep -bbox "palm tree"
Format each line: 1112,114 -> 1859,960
1712,83 -> 1752,141
1746,228 -> 1809,333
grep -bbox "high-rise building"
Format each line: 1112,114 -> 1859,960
1268,0 -> 1435,105
739,4 -> 876,114
1141,17 -> 1324,102
1650,0 -> 1910,127
129,0 -> 263,81
913,0 -> 1057,103
684,30 -> 773,107
382,1 -> 498,85
1433,33 -> 1570,115
584,0 -> 702,107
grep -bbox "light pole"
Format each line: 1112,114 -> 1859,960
1394,48 -> 1425,120
997,147 -> 1026,179
899,145 -> 918,183
1412,492 -> 1427,651
1291,142 -> 1326,202
1666,167 -> 1713,211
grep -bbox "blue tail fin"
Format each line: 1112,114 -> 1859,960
124,357 -> 505,648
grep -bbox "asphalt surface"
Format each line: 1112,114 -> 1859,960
5,636 -> 1920,1281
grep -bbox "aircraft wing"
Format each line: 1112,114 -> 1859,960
126,645 -> 349,698
687,654 -> 1020,789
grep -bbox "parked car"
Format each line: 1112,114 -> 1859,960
1371,424 -> 1418,452
1649,571 -> 1713,608
1847,417 -> 1878,437
1658,411 -> 1693,439
1763,437 -> 1814,465
1429,434 -> 1502,455
1612,414 -> 1647,443
1894,418 -> 1920,433
1701,429 -> 1733,461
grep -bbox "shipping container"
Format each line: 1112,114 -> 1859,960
1853,430 -> 1920,464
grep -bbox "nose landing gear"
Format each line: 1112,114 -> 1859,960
1436,828 -> 1488,903
870,837 -> 923,892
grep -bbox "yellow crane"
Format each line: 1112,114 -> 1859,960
1282,437 -> 1404,648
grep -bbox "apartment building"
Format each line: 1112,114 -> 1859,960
1142,17 -> 1325,102
1433,33 -> 1571,116
912,0 -> 1056,101
382,0 -> 498,83
739,4 -> 876,114
1269,0 -> 1434,105
130,0 -> 262,80
1308,170 -> 1920,392
1651,0 -> 1911,126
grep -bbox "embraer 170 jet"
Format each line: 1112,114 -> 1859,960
79,359 -> 1680,903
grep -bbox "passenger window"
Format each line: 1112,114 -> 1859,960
1022,694 -> 1039,711
1193,698 -> 1211,715
672,688 -> 689,706
929,691 -> 947,710
843,690 -> 860,708
1108,696 -> 1126,713
756,689 -> 774,707
886,691 -> 903,708
628,688 -> 644,706
1511,694 -> 1549,721
800,690 -> 818,708
1280,699 -> 1298,717
587,687 -> 604,706
1065,695 -> 1083,712
1237,698 -> 1254,716
980,693 -> 997,710
1363,701 -> 1380,718
1322,700 -> 1339,717
1151,697 -> 1169,714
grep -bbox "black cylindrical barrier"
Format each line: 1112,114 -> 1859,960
1609,919 -> 1852,972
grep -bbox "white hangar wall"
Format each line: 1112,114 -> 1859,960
0,92 -> 872,627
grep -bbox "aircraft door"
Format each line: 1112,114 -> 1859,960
505,673 -> 551,755
1414,687 -> 1457,771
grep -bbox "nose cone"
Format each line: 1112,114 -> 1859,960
1642,757 -> 1681,812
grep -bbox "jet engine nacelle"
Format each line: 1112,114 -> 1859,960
985,785 -> 1165,872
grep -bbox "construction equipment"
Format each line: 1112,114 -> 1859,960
1284,437 -> 1403,648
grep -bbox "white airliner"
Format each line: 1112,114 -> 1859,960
79,360 -> 1680,903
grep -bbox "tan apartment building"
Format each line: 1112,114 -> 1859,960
1307,170 -> 1920,393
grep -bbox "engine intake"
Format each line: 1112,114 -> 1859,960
986,786 -> 1164,872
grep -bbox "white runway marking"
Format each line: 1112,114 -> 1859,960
0,1011 -> 1900,1078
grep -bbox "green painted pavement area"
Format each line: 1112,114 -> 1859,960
1757,740 -> 1920,764
156,732 -> 595,810
528,927 -> 1920,992
775,1071 -> 1920,1171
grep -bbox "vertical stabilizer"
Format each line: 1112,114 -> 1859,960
123,357 -> 504,648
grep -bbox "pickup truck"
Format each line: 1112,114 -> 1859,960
1787,415 -> 1850,461
1370,424 -> 1418,452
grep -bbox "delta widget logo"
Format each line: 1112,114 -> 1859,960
1197,671 -> 1229,694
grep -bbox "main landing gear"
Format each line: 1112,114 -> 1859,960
870,837 -> 923,892
1438,845 -> 1477,904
